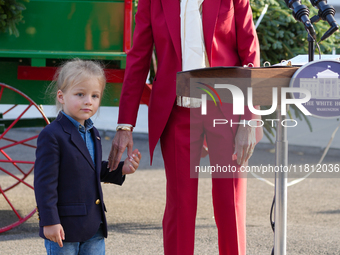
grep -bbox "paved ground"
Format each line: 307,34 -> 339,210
0,128 -> 340,255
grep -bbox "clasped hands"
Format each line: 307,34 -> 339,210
108,125 -> 256,172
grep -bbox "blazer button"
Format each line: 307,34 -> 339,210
95,199 -> 100,205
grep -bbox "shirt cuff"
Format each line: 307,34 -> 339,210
117,123 -> 133,127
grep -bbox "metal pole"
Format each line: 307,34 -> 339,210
274,108 -> 288,255
308,34 -> 315,62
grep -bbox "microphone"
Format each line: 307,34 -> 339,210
284,0 -> 317,40
309,0 -> 339,41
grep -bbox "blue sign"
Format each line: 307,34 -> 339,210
290,60 -> 340,119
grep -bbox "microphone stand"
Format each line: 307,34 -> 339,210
308,2 -> 339,63
273,3 -> 316,255
308,33 -> 315,62
273,3 -> 337,255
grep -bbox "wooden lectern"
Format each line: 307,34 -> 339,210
176,66 -> 298,105
176,66 -> 299,255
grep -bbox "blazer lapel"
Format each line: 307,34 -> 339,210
58,113 -> 95,171
161,0 -> 181,64
92,128 -> 103,178
202,0 -> 221,65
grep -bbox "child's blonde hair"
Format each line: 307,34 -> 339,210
50,59 -> 106,111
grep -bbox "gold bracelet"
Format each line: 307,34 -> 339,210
116,125 -> 133,132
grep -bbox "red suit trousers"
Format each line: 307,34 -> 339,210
160,103 -> 247,255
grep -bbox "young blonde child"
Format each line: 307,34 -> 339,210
34,59 -> 141,255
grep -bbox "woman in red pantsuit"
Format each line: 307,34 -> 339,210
109,0 -> 262,254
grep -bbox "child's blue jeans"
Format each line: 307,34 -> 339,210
44,225 -> 105,255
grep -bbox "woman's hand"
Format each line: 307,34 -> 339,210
234,125 -> 256,165
108,130 -> 134,172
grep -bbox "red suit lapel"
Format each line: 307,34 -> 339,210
161,0 -> 222,66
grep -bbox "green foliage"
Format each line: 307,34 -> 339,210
0,0 -> 29,37
251,0 -> 340,64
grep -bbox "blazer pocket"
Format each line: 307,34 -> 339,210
58,203 -> 87,216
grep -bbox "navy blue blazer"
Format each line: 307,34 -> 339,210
34,112 -> 125,242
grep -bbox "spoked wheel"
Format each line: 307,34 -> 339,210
0,83 -> 50,233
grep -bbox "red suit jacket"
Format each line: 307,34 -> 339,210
118,0 -> 260,160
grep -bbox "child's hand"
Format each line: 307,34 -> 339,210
122,148 -> 141,175
43,224 -> 65,247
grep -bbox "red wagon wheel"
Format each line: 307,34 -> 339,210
0,83 -> 50,233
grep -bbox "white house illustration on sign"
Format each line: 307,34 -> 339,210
299,67 -> 340,99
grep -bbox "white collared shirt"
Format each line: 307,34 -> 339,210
179,0 -> 209,107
